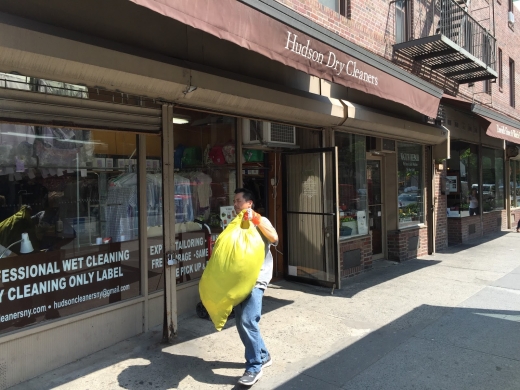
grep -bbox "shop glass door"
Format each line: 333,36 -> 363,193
283,148 -> 339,288
367,159 -> 384,258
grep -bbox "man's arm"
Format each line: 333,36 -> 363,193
256,217 -> 278,244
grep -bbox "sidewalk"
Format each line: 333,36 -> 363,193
12,231 -> 520,390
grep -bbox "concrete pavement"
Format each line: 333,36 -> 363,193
12,231 -> 520,389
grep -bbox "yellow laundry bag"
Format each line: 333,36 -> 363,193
199,209 -> 265,331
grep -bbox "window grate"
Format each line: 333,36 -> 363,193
0,360 -> 6,390
270,123 -> 295,144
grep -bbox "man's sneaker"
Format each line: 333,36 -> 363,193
262,355 -> 272,368
238,370 -> 263,386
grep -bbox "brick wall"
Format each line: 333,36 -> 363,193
511,209 -> 520,230
447,210 -> 506,245
275,0 -> 391,59
387,226 -> 428,261
482,210 -> 507,234
434,164 -> 448,251
339,235 -> 372,278
458,0 -> 520,122
447,216 -> 481,245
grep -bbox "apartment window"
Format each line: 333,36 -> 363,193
319,0 -> 339,12
395,1 -> 407,43
498,48 -> 503,89
340,0 -> 351,18
510,58 -> 516,108
509,0 -> 514,12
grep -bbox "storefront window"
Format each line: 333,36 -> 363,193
447,141 -> 479,217
397,143 -> 424,227
147,109 -> 237,287
510,160 -> 520,208
0,124 -> 141,333
146,134 -> 163,293
335,132 -> 367,238
482,147 -> 505,212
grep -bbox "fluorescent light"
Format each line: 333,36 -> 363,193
172,117 -> 190,124
172,118 -> 189,124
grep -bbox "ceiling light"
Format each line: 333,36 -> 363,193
172,117 -> 190,125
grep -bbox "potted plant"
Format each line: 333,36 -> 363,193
340,216 -> 358,235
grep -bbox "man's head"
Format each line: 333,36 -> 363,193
233,188 -> 255,213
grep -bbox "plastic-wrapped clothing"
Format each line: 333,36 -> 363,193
199,209 -> 265,331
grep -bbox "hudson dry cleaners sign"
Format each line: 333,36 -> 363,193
285,31 -> 379,85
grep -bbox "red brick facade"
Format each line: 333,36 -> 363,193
511,209 -> 520,231
434,164 -> 448,251
387,226 -> 428,261
339,236 -> 372,278
447,210 -> 507,245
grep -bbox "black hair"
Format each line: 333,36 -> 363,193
234,187 -> 255,205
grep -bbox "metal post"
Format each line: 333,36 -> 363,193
162,104 -> 177,343
138,135 -> 149,332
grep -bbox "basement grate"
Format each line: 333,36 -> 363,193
0,360 -> 6,390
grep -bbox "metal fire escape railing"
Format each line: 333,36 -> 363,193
392,0 -> 497,86
437,0 -> 496,70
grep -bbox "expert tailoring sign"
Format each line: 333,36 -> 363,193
146,230 -> 210,285
174,231 -> 209,284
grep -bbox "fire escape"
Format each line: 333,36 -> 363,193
392,0 -> 497,93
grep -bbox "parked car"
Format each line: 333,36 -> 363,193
398,193 -> 420,208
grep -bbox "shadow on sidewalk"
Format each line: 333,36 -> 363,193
268,303 -> 520,389
439,231 -> 511,254
270,259 -> 441,299
116,353 -> 245,389
116,296 -> 295,389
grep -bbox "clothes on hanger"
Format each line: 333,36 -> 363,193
105,172 -> 139,242
174,174 -> 193,223
146,173 -> 162,228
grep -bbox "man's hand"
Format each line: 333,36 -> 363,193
243,208 -> 261,226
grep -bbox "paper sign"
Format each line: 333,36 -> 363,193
8,174 -> 13,181
81,169 -> 87,177
15,158 -> 25,173
57,169 -> 64,177
27,169 -> 35,179
48,169 -> 56,176
41,169 -> 49,178
14,173 -> 22,181
219,206 -> 237,229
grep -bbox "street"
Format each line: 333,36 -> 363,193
13,231 -> 520,390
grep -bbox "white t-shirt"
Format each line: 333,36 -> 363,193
255,217 -> 277,290
469,195 -> 478,209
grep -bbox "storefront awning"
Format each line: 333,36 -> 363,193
338,100 -> 449,145
471,104 -> 520,144
441,95 -> 520,144
128,0 -> 441,118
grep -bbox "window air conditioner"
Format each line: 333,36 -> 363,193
374,138 -> 396,153
242,120 -> 296,146
509,11 -> 515,24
